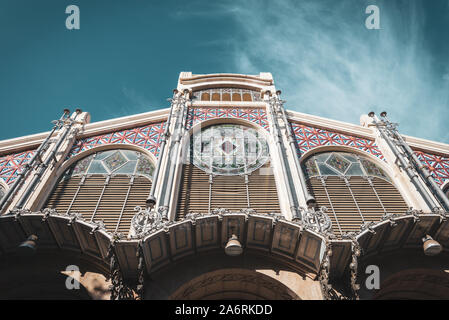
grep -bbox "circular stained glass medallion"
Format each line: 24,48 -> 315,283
191,124 -> 269,175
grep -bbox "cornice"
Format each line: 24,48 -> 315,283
179,73 -> 273,89
286,109 -> 375,140
405,135 -> 449,156
286,109 -> 449,156
0,108 -> 170,155
1,106 -> 448,157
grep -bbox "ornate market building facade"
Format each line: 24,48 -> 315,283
0,72 -> 448,300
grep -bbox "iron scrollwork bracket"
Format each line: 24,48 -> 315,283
131,205 -> 174,238
107,241 -> 135,300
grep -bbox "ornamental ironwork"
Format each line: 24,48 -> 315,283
301,206 -> 333,234
130,205 -> 170,238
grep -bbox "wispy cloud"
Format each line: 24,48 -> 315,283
224,0 -> 449,143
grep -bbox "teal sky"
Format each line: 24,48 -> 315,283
1,0 -> 448,143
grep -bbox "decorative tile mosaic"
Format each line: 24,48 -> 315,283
0,150 -> 36,185
68,122 -> 166,158
415,151 -> 449,186
186,107 -> 269,130
291,123 -> 384,160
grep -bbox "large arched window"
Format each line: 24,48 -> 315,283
177,124 -> 280,218
45,149 -> 154,235
303,151 -> 408,237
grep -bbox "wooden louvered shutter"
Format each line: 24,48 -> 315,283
247,168 -> 281,214
176,164 -> 281,219
177,165 -> 210,219
307,176 -> 408,237
45,175 -> 151,235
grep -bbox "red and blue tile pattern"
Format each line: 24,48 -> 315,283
291,123 -> 384,160
0,150 -> 36,185
68,122 -> 166,158
186,107 -> 269,130
415,151 -> 449,186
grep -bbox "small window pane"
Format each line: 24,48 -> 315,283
222,93 -> 231,101
88,161 -> 108,174
114,161 -> 137,174
95,150 -> 115,160
122,150 -> 139,161
242,93 -> 252,101
318,163 -> 338,176
136,157 -> 154,178
232,93 -> 242,101
315,153 -> 330,162
345,163 -> 364,176
361,159 -> 389,181
326,154 -> 350,174
201,92 -> 210,101
104,151 -> 127,172
341,154 -> 358,162
304,159 -> 319,177
72,155 -> 94,176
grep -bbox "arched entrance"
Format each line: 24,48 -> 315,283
0,250 -> 110,299
169,268 -> 300,300
374,269 -> 449,300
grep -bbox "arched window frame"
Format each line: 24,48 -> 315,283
175,118 -> 283,219
43,145 -> 156,235
299,146 -> 410,236
302,151 -> 391,183
299,145 -> 400,188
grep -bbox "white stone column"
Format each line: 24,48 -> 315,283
264,90 -> 299,221
10,110 -> 90,212
360,113 -> 434,212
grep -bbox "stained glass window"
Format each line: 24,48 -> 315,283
65,149 -> 154,180
326,154 -> 350,173
303,151 -> 390,181
189,124 -> 269,175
